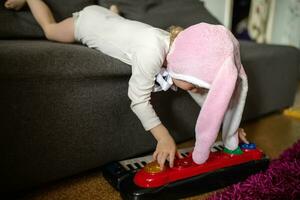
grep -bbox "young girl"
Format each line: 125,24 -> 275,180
5,0 -> 249,169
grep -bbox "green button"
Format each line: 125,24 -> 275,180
223,146 -> 243,155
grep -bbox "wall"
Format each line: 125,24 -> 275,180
200,0 -> 233,28
270,0 -> 300,48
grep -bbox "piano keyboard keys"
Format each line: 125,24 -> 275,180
180,152 -> 190,157
141,161 -> 147,166
119,142 -> 225,171
134,163 -> 143,169
126,164 -> 135,170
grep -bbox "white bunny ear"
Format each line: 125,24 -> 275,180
222,73 -> 248,150
192,55 -> 238,164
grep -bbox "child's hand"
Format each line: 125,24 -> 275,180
238,128 -> 249,144
153,135 -> 176,170
150,124 -> 178,170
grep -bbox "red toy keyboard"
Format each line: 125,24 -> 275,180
103,142 -> 269,200
134,145 -> 263,188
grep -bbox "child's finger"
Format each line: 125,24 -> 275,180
157,152 -> 167,170
157,152 -> 162,165
239,129 -> 249,144
152,151 -> 158,161
241,129 -> 246,136
169,151 -> 175,168
241,135 -> 249,144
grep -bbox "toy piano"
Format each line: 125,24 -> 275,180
102,141 -> 269,200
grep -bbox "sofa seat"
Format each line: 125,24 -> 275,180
0,40 -> 200,193
240,41 -> 300,120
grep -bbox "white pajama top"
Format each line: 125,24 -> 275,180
73,5 -> 170,130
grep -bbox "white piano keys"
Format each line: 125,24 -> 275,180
119,141 -> 224,171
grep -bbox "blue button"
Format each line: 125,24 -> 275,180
240,142 -> 256,149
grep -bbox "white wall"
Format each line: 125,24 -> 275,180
200,0 -> 233,28
269,0 -> 300,48
201,0 -> 300,48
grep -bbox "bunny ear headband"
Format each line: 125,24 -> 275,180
165,23 -> 248,164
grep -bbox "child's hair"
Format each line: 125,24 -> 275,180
168,25 -> 184,45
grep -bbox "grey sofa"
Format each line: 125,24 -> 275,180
0,0 -> 299,195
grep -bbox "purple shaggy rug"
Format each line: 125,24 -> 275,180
208,140 -> 300,200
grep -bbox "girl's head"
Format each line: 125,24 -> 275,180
168,25 -> 202,93
166,23 -> 240,92
167,25 -> 208,94
168,25 -> 200,93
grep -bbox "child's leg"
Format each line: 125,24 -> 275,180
6,0 -> 75,43
5,0 -> 75,43
26,0 -> 75,43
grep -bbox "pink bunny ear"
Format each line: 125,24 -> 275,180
166,22 -> 245,164
192,55 -> 238,164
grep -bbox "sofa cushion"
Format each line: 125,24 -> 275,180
1,0 -> 219,39
240,41 -> 300,119
98,0 -> 220,29
42,0 -> 96,21
0,3 -> 44,39
0,0 -> 95,39
0,40 -> 131,80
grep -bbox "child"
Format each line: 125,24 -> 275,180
5,0 -> 248,169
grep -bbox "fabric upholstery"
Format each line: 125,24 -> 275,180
100,0 -> 220,29
0,0 -> 95,39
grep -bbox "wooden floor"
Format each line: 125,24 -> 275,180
21,85 -> 300,200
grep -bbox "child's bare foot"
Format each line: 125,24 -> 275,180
109,4 -> 120,15
4,0 -> 26,11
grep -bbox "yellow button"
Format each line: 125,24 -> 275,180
144,161 -> 164,173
